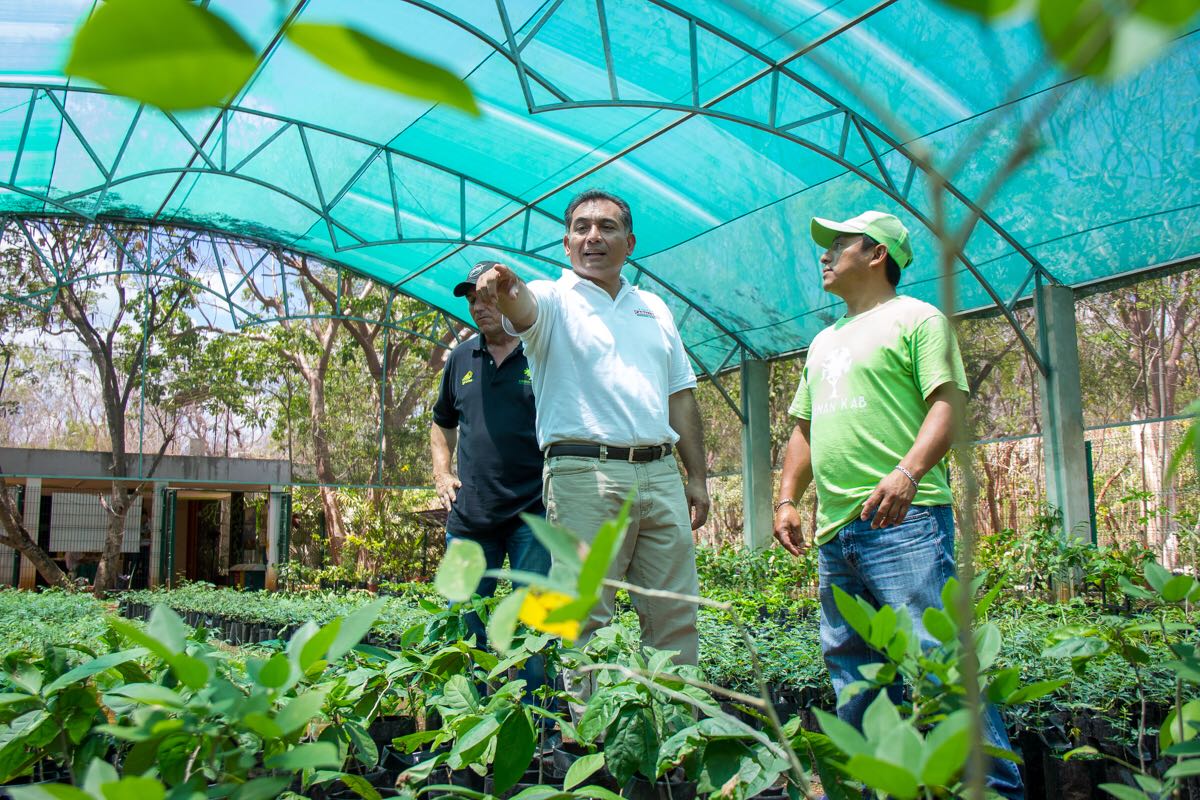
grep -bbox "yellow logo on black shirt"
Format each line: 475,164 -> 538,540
461,370 -> 474,385
520,367 -> 532,386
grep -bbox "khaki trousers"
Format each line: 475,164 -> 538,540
543,453 -> 700,666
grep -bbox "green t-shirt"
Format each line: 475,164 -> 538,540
789,295 -> 968,545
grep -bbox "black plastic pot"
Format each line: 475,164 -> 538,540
369,715 -> 418,748
624,775 -> 697,800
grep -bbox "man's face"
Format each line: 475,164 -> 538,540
819,234 -> 880,296
563,199 -> 635,283
465,287 -> 504,339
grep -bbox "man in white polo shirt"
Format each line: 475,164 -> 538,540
475,189 -> 709,665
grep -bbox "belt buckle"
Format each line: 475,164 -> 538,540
627,446 -> 638,463
599,444 -> 607,463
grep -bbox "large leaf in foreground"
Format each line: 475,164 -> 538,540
64,0 -> 257,110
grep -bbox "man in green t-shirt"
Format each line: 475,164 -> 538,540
773,211 -> 1023,799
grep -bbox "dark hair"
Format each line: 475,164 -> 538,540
863,235 -> 901,287
564,189 -> 633,234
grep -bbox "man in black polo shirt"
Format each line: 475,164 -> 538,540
430,260 -> 550,675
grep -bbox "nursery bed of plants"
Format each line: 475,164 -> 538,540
3,558 -> 1199,800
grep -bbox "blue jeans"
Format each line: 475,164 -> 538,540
819,505 -> 1024,799
446,522 -> 552,709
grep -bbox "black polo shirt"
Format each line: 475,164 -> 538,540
432,334 -> 544,538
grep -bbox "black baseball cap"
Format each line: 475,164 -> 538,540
453,260 -> 500,297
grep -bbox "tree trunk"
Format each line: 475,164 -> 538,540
0,481 -> 72,590
92,486 -> 131,597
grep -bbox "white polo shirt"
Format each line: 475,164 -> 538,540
504,270 -> 697,449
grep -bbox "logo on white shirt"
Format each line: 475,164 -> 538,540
633,308 -> 657,319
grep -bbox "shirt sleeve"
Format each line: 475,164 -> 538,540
663,304 -> 698,394
912,312 -> 969,399
431,352 -> 458,429
788,365 -> 812,420
504,280 -> 557,358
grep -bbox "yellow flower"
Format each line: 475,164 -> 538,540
518,590 -> 581,642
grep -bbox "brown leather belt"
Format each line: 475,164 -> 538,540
545,443 -> 673,463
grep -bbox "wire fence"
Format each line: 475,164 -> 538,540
698,417 -> 1199,570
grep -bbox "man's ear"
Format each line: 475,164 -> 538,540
626,232 -> 636,256
869,242 -> 889,268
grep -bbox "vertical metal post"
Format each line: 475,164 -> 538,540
741,359 -> 773,550
265,486 -> 284,590
1033,283 -> 1091,548
279,493 -> 292,589
159,488 -> 177,588
1085,440 -> 1098,545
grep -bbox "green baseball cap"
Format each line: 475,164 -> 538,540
811,211 -> 913,269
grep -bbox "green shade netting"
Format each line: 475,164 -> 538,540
0,0 -> 1195,372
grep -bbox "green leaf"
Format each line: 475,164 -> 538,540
105,684 -> 186,708
842,754 -> 919,800
522,514 -> 583,572
975,623 -> 1002,670
1043,636 -> 1106,660
487,589 -> 526,655
1144,560 -> 1172,593
449,716 -> 500,768
1117,576 -> 1156,601
82,757 -> 119,793
564,752 -> 606,791
436,538 -> 486,603
345,720 -> 379,769
148,605 -> 190,654
168,653 -> 209,690
1161,574 -> 1197,603
440,675 -> 480,717
1167,402 -> 1200,479
920,710 -> 970,787
832,586 -> 872,642
577,498 -> 632,599
813,708 -> 869,757
98,776 -> 166,800
286,24 -> 477,115
256,653 -> 292,690
1098,785 -> 1153,800
922,607 -> 957,645
231,777 -> 292,800
986,667 -> 1021,704
861,691 -> 902,743
1165,758 -> 1200,778
1005,678 -> 1069,705
43,648 -> 148,695
7,785 -> 93,800
64,0 -> 257,111
276,688 -> 328,736
937,0 -> 1022,20
605,707 -> 656,785
327,598 -> 386,662
492,710 -> 536,794
265,741 -> 343,770
1036,0 -> 1116,77
868,604 -> 897,650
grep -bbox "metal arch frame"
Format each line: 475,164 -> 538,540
0,82 -> 752,381
486,0 -> 1055,374
0,216 -> 468,349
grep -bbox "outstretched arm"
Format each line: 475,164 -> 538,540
474,264 -> 538,332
